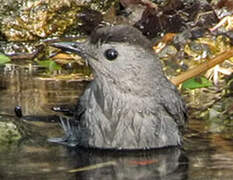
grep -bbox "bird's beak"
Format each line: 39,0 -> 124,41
51,41 -> 98,61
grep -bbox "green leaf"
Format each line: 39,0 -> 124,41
182,76 -> 212,89
0,54 -> 11,65
38,60 -> 61,72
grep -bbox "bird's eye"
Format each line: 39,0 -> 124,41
104,49 -> 118,61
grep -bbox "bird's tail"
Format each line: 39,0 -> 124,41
48,116 -> 79,147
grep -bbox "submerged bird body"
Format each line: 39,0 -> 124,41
52,25 -> 187,150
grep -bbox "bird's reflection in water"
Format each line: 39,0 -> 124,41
66,147 -> 188,180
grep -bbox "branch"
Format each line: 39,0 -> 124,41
171,48 -> 233,86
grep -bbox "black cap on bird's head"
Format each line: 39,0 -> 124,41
52,25 -> 161,81
89,25 -> 153,49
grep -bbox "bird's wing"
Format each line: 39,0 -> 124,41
159,83 -> 188,130
72,81 -> 96,123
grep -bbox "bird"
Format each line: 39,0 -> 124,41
50,25 -> 187,150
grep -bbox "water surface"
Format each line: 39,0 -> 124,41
0,65 -> 232,180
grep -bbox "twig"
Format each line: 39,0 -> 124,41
171,48 -> 233,86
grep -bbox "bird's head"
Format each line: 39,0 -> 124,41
52,25 -> 162,84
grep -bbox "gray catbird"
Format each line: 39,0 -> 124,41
51,25 -> 187,150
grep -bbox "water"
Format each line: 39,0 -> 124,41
0,65 -> 232,180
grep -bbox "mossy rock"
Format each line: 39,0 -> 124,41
0,120 -> 21,146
